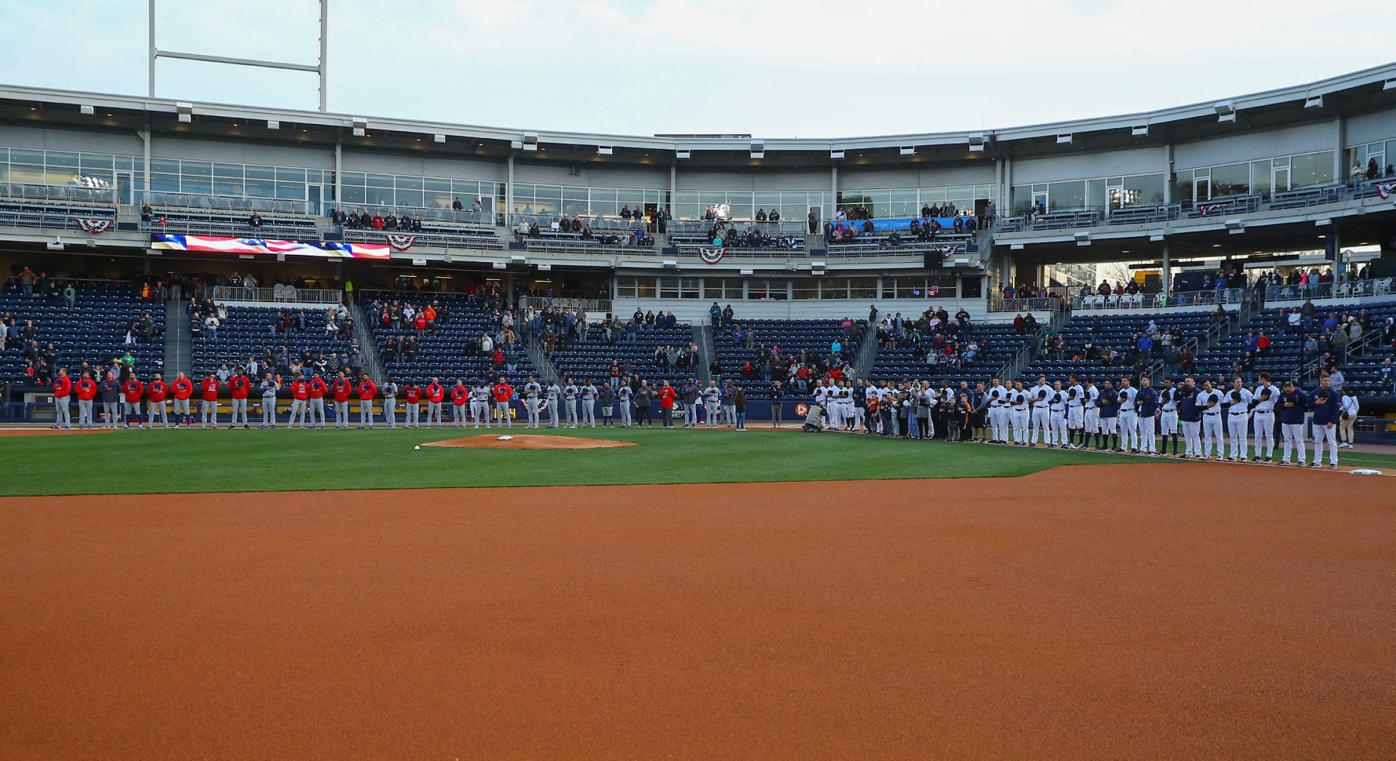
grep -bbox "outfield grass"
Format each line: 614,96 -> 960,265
4,426 -> 1393,497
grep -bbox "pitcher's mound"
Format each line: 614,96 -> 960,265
424,435 -> 635,450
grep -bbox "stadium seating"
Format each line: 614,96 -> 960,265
548,324 -> 695,384
0,183 -> 116,233
713,319 -> 856,397
1020,311 -> 1218,382
340,214 -> 503,250
190,305 -> 354,378
1191,308 -> 1302,382
361,291 -> 534,385
869,321 -> 1030,387
0,281 -> 164,386
142,194 -> 317,239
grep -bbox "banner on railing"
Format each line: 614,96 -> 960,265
150,234 -> 390,259
75,218 -> 113,234
1376,181 -> 1396,200
1195,203 -> 1224,216
699,247 -> 725,264
387,234 -> 417,252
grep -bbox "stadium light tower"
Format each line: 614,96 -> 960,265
148,0 -> 330,112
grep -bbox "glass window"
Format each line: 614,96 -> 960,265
635,277 -> 656,299
1250,160 -> 1272,196
395,190 -> 423,208
615,276 -> 638,298
659,277 -> 680,299
8,164 -> 45,184
1123,174 -> 1164,205
245,165 -> 275,181
9,149 -> 43,165
46,151 -> 78,169
212,175 -> 244,197
245,178 -> 275,198
80,153 -> 114,172
182,175 -> 212,195
340,185 -> 365,204
678,278 -> 700,299
151,173 -> 180,192
1289,151 -> 1333,188
818,279 -> 848,299
1047,180 -> 1085,211
365,186 -> 393,206
849,278 -> 877,300
151,158 -> 181,175
1210,163 -> 1249,197
366,173 -> 393,188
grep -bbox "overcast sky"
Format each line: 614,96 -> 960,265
2,0 -> 1392,138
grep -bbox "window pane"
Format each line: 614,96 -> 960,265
1047,180 -> 1085,211
1210,163 -> 1249,196
1289,151 -> 1333,187
1123,174 -> 1164,205
46,151 -> 79,168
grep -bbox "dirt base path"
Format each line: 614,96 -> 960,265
2,464 -> 1393,760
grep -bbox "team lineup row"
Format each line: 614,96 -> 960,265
804,373 -> 1354,469
38,366 -> 1355,467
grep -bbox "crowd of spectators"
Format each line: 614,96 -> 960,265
876,307 -> 983,373
332,208 -> 424,232
515,214 -> 654,247
700,220 -> 797,249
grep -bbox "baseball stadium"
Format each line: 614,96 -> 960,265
3,4 -> 1396,758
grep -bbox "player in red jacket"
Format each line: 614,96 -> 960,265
75,371 -> 98,429
449,381 -> 469,428
356,373 -> 378,428
145,373 -> 169,428
227,369 -> 251,429
331,371 -> 353,429
402,381 -> 422,428
122,375 -> 146,429
308,373 -> 329,429
288,376 -> 311,428
50,368 -> 73,429
172,372 -> 194,427
492,377 -> 514,429
424,377 -> 445,428
199,374 -> 220,428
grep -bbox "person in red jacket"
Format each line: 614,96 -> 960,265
228,368 -> 251,429
449,380 -> 469,428
356,372 -> 378,428
492,377 -> 514,429
145,373 -> 169,428
288,375 -> 311,428
122,375 -> 146,429
74,371 -> 98,429
226,371 -> 251,430
424,377 -> 445,428
402,381 -> 422,428
308,373 -> 329,429
658,379 -> 677,428
50,368 -> 73,429
199,374 -> 220,428
331,371 -> 353,429
171,372 -> 194,427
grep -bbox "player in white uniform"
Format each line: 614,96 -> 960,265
563,379 -> 579,428
1117,377 -> 1139,453
1083,379 -> 1100,450
701,381 -> 721,428
1065,375 -> 1085,449
545,381 -> 561,428
617,383 -> 635,427
985,378 -> 1008,444
1158,377 -> 1180,457
818,382 -> 838,430
580,381 -> 598,427
1225,377 -> 1253,462
1196,380 -> 1225,460
522,377 -> 542,428
1048,381 -> 1068,448
1009,380 -> 1030,446
1250,372 -> 1279,463
1028,376 -> 1052,446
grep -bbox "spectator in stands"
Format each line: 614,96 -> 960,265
371,213 -> 385,230
1368,157 -> 1381,181
141,202 -> 153,222
249,211 -> 263,229
452,197 -> 464,211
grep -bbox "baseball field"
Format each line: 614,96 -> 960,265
3,426 -> 1395,759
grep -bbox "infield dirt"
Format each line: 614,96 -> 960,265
1,463 -> 1392,760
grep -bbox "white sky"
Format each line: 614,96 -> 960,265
2,0 -> 1392,138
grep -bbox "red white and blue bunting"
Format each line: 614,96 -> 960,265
386,234 -> 417,252
1376,181 -> 1396,200
75,218 -> 112,234
698,247 -> 725,265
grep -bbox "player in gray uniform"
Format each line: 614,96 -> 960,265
1251,372 -> 1279,463
617,383 -> 634,427
381,379 -> 398,429
563,379 -> 579,428
580,380 -> 598,427
702,381 -> 722,428
146,373 -> 169,429
403,383 -> 420,428
259,373 -> 280,429
425,378 -> 444,427
287,379 -> 308,429
545,381 -> 562,428
52,368 -> 72,429
100,372 -> 121,428
1225,377 -> 1253,462
76,371 -> 96,429
471,382 -> 492,428
522,377 -> 543,428
722,381 -> 738,427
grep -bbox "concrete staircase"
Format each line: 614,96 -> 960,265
525,336 -> 560,384
853,320 -> 879,379
163,299 -> 190,376
349,302 -> 386,382
693,323 -> 716,383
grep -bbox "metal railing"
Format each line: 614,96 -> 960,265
1264,278 -> 1395,303
1073,287 -> 1247,311
668,219 -> 807,235
340,206 -> 493,226
143,193 -> 313,215
211,285 -> 344,305
518,296 -> 613,314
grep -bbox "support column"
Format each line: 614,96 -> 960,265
1163,143 -> 1174,204
1002,157 -> 1013,216
1162,242 -> 1172,299
1331,224 -> 1342,285
506,154 -> 515,225
140,127 -> 151,205
831,163 -> 838,219
669,162 -> 677,206
333,140 -> 342,214
1334,116 -> 1345,186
